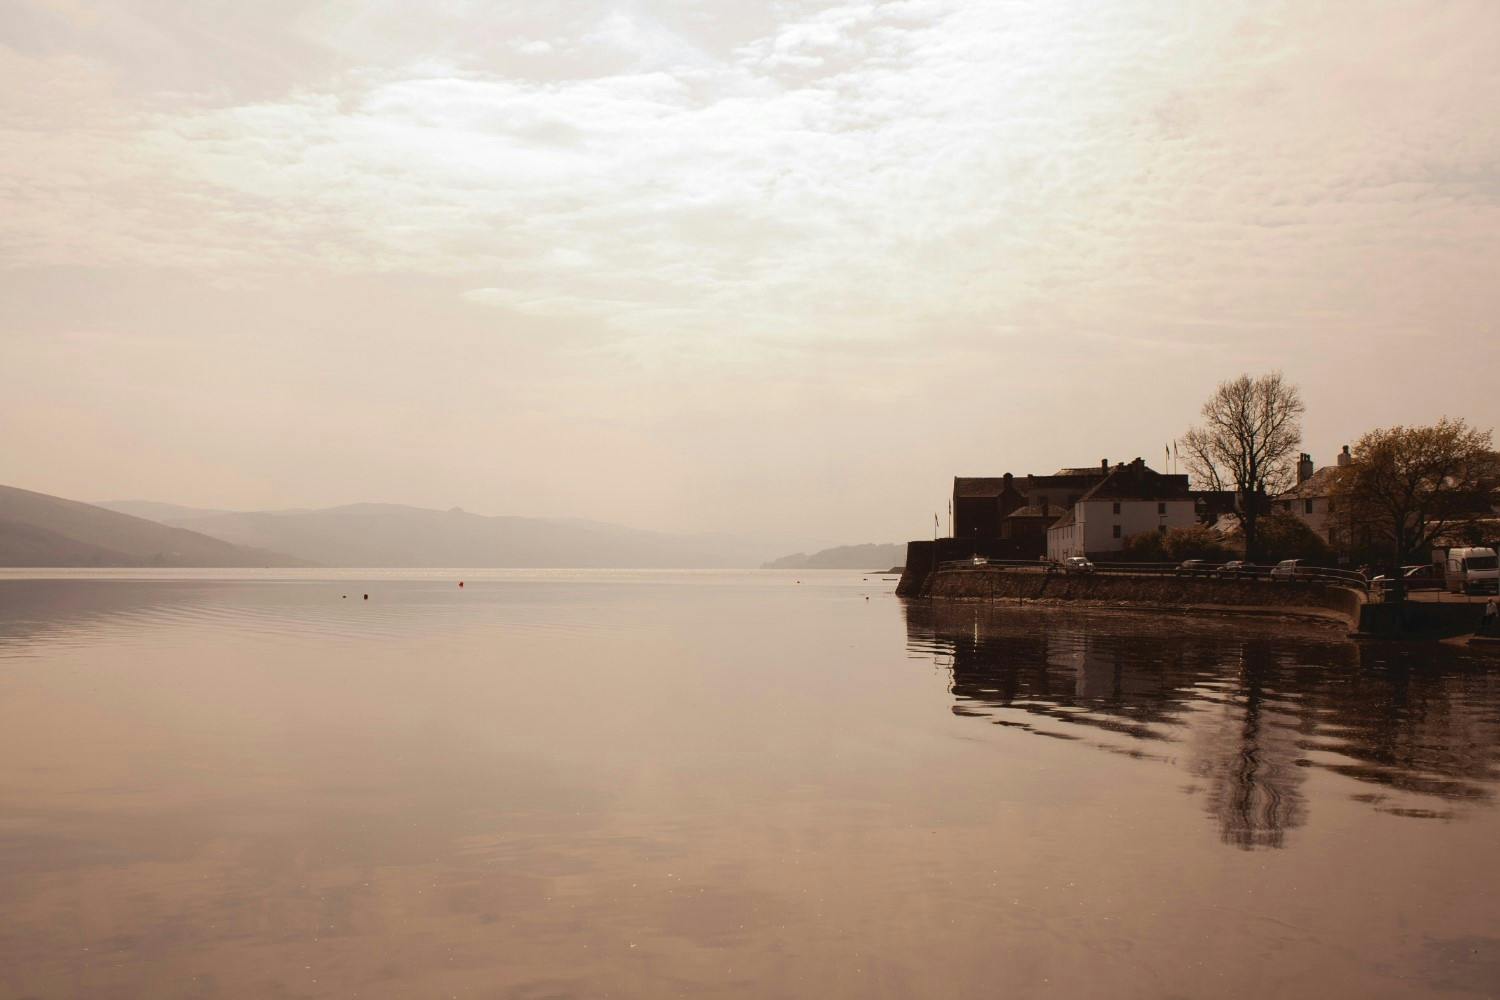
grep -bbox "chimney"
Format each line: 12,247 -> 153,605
1297,453 -> 1314,484
1337,446 -> 1352,467
1101,459 -> 1108,473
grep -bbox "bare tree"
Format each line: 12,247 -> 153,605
1332,418 -> 1498,569
1181,373 -> 1305,559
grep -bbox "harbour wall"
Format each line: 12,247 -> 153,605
907,565 -> 1365,628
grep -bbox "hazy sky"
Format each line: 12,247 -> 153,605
4,1 -> 1498,545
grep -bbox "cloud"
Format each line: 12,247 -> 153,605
3,1 -> 1500,538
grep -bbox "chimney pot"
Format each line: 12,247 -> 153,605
1298,452 -> 1315,483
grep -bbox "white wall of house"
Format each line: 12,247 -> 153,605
1047,521 -> 1079,561
1048,498 -> 1198,559
1278,496 -> 1334,541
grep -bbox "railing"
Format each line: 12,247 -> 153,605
934,558 -> 1372,592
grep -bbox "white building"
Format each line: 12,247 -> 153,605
1275,447 -> 1352,545
1046,459 -> 1198,560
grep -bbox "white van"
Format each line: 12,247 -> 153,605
1444,547 -> 1499,594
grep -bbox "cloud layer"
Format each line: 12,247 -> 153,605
3,1 -> 1498,542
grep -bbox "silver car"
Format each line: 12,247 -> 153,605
1270,559 -> 1302,581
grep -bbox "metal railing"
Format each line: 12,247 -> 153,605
934,558 -> 1373,592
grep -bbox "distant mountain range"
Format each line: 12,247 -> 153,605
761,542 -> 905,570
0,483 -> 891,569
0,485 -> 306,567
92,499 -> 780,568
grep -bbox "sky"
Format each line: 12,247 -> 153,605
3,0 -> 1498,547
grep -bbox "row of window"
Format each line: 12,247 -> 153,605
1106,501 -> 1171,515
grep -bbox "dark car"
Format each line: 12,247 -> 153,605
1218,560 -> 1258,578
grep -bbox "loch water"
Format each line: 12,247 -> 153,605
1,570 -> 1498,999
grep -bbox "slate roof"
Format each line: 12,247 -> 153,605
952,477 -> 1011,499
953,471 -> 1105,498
1077,462 -> 1192,503
1022,474 -> 1106,491
1278,466 -> 1344,500
1004,505 -> 1063,519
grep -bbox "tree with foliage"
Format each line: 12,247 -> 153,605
1331,418 -> 1498,568
1118,526 -> 1239,563
1255,511 -> 1334,565
1181,373 -> 1304,560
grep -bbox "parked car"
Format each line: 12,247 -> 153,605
1176,559 -> 1211,576
1061,556 -> 1095,575
1270,559 -> 1303,581
1372,564 -> 1444,593
1219,560 -> 1256,577
970,555 -> 989,567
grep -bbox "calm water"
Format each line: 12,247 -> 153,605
2,570 -> 1499,999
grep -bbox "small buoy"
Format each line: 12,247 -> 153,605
459,581 -> 464,588
363,594 -> 368,600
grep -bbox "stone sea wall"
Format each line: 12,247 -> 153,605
907,566 -> 1365,627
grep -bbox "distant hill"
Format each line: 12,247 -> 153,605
95,501 -> 778,568
0,485 -> 309,567
92,500 -> 240,523
762,542 -> 905,570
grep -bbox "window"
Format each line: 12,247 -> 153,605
1112,502 -> 1121,515
1112,525 -> 1122,539
1327,498 -> 1336,513
1157,502 -> 1166,515
1304,499 -> 1314,514
1157,525 -> 1168,536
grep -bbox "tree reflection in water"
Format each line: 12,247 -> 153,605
903,600 -> 1500,850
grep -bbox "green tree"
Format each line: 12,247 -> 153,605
1162,526 -> 1239,563
1255,511 -> 1334,565
1331,418 -> 1498,567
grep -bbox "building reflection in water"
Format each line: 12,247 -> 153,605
903,599 -> 1500,850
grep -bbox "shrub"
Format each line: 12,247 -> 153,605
1256,511 -> 1334,564
1118,531 -> 1167,561
1118,526 -> 1238,563
1163,525 -> 1239,562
